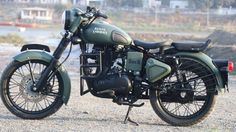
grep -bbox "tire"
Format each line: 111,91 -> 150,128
0,59 -> 64,119
149,57 -> 217,126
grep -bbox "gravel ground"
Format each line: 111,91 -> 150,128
0,76 -> 235,132
0,45 -> 235,132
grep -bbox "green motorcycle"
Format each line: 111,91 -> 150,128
0,7 -> 234,126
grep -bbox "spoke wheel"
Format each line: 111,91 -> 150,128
1,60 -> 64,119
149,57 -> 217,126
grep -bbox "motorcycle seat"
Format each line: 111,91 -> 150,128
133,40 -> 167,49
171,39 -> 211,52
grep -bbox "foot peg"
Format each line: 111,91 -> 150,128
123,102 -> 144,107
97,90 -> 116,97
115,99 -> 144,107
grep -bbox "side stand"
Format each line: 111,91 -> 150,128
123,106 -> 139,126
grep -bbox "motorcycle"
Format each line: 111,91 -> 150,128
0,7 -> 234,126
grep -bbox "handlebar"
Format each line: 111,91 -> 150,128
96,10 -> 108,19
85,6 -> 108,19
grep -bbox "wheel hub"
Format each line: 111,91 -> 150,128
20,74 -> 45,102
180,92 -> 186,98
175,83 -> 194,103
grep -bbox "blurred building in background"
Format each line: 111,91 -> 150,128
20,7 -> 52,21
73,0 -> 104,6
169,0 -> 188,9
142,0 -> 189,9
143,0 -> 162,8
0,0 -> 105,5
0,0 -> 68,4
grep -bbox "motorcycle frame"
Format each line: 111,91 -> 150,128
13,30 -> 227,105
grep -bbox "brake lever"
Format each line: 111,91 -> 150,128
84,12 -> 94,18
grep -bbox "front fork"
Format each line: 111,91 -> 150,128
32,32 -> 71,92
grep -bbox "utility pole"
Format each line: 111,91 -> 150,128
207,0 -> 210,26
155,6 -> 157,22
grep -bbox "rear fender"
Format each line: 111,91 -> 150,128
176,52 -> 224,93
13,51 -> 71,104
212,59 -> 228,87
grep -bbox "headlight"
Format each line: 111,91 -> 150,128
61,8 -> 83,33
61,11 -> 66,26
61,10 -> 71,31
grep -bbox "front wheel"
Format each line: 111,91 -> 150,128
0,59 -> 64,119
149,57 -> 217,126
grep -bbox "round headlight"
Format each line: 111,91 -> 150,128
61,10 -> 71,30
61,11 -> 66,26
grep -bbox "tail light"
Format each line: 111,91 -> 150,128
228,61 -> 234,72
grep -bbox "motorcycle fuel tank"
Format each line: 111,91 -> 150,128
82,21 -> 132,46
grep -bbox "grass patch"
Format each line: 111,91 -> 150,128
0,34 -> 25,46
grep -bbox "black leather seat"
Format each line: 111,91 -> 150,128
134,40 -> 166,49
171,39 -> 211,51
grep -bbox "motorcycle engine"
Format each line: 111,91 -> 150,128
92,58 -> 132,96
83,44 -> 134,96
93,74 -> 132,95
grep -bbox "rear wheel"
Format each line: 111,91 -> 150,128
149,57 -> 217,126
0,60 -> 64,119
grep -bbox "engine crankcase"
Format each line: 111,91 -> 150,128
93,74 -> 132,95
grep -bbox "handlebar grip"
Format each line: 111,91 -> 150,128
97,11 -> 108,19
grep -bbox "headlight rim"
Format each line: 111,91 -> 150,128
62,10 -> 71,31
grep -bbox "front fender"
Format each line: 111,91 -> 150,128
13,51 -> 71,104
176,52 -> 224,93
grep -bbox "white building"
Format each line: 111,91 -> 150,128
1,0 -> 68,4
143,0 -> 189,9
170,0 -> 188,9
216,7 -> 236,15
17,0 -> 30,3
143,0 -> 161,8
73,0 -> 104,6
20,7 -> 52,21
38,0 -> 68,4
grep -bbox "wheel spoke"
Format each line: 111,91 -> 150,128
170,103 -> 182,114
31,102 -> 36,111
183,104 -> 195,114
35,103 -> 40,111
27,61 -> 36,84
18,99 -> 27,108
12,91 -> 23,102
10,78 -> 24,87
18,67 -> 26,77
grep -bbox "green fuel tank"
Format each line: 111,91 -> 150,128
82,21 -> 132,46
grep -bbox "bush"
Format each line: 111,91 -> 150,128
0,34 -> 25,45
